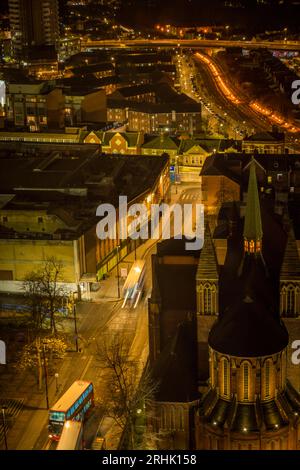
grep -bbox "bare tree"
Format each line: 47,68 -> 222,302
96,332 -> 158,449
23,271 -> 46,331
22,257 -> 67,334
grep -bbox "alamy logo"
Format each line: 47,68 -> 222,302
291,340 -> 300,365
0,340 -> 6,364
291,80 -> 300,105
96,196 -> 205,251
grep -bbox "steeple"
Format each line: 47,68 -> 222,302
243,158 -> 263,254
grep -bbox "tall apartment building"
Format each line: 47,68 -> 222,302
9,0 -> 59,58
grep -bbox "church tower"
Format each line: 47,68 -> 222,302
195,161 -> 300,450
243,159 -> 263,255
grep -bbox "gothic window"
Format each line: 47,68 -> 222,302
287,285 -> 295,316
204,284 -> 212,314
265,360 -> 271,399
179,407 -> 184,430
243,362 -> 250,401
161,407 -> 166,429
170,406 -> 176,430
222,358 -> 230,398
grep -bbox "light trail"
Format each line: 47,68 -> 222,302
195,52 -> 300,134
195,52 -> 241,105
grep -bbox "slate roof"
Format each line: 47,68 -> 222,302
142,135 -> 180,151
208,284 -> 289,357
244,131 -> 285,142
101,131 -> 141,148
199,385 -> 300,433
243,159 -> 263,241
72,62 -> 115,75
280,227 -> 300,280
196,225 -> 218,281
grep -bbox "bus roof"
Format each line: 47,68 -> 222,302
56,421 -> 82,450
122,260 -> 146,291
50,380 -> 92,413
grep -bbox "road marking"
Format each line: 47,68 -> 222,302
43,439 -> 52,451
80,356 -> 93,380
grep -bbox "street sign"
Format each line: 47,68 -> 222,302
121,268 -> 127,279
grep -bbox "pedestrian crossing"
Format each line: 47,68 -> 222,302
0,398 -> 24,446
180,193 -> 202,201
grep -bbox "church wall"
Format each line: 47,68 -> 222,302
283,317 -> 300,392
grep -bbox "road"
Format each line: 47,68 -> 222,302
81,38 -> 300,52
177,54 -> 260,138
1,233 -> 158,450
176,50 -> 300,152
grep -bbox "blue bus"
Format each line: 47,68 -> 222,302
49,380 -> 94,441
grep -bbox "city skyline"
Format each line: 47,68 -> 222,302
0,0 -> 300,461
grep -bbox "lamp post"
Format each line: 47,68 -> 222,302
175,156 -> 179,194
116,245 -> 120,299
1,406 -> 8,450
73,297 -> 79,353
54,373 -> 59,394
41,343 -> 49,410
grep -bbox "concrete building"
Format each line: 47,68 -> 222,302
0,143 -> 169,296
9,0 -> 59,58
6,81 -> 64,131
63,86 -> 107,126
242,131 -> 286,154
127,103 -> 201,134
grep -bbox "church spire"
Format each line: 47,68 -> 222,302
243,158 -> 263,254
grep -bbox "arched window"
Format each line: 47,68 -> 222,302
161,407 -> 166,429
222,358 -> 230,398
243,362 -> 250,401
179,407 -> 184,430
265,360 -> 271,399
204,284 -> 212,314
170,406 -> 176,430
287,286 -> 295,316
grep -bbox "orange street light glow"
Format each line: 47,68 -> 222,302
195,52 -> 241,105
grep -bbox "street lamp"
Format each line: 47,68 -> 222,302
175,156 -> 179,194
41,343 -> 49,410
116,245 -> 120,299
73,295 -> 79,353
55,373 -> 59,394
1,406 -> 8,450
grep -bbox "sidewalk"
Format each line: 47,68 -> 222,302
89,236 -> 159,303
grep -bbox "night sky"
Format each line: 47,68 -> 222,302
1,0 -> 300,32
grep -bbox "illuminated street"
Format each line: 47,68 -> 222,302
0,0 -> 300,460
